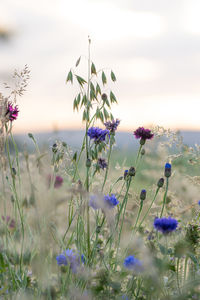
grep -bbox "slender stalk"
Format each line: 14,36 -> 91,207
138,187 -> 160,228
160,177 -> 169,218
133,200 -> 144,231
101,136 -> 113,192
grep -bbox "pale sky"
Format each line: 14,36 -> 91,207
1,0 -> 200,133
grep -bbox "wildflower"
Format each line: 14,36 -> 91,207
5,102 -> 19,121
140,189 -> 146,201
133,127 -> 154,145
97,158 -> 107,170
164,163 -> 171,178
124,255 -> 142,271
2,216 -> 15,229
87,127 -> 109,143
124,169 -> 128,179
104,194 -> 119,208
104,119 -> 120,133
157,178 -> 164,188
56,249 -> 83,273
54,176 -> 63,188
198,200 -> 200,206
154,217 -> 178,234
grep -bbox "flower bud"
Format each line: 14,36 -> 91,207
141,149 -> 145,155
12,167 -> 16,176
140,189 -> 146,201
128,166 -> 136,177
101,93 -> 107,101
157,178 -> 164,188
124,169 -> 128,179
86,158 -> 91,168
140,138 -> 146,145
164,163 -> 171,178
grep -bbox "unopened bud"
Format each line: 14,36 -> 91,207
157,178 -> 164,188
12,167 -> 16,176
86,158 -> 91,168
128,166 -> 136,177
124,169 -> 128,179
141,149 -> 145,155
140,189 -> 146,201
101,93 -> 107,101
165,163 -> 171,178
140,138 -> 146,145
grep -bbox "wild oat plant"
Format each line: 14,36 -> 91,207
0,45 -> 200,300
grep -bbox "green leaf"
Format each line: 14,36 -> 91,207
103,107 -> 109,120
66,70 -> 73,84
81,95 -> 87,107
73,97 -> 77,111
102,71 -> 107,85
76,93 -> 81,106
111,70 -> 116,82
110,91 -> 117,103
75,56 -> 81,67
75,75 -> 87,87
96,83 -> 101,96
91,62 -> 97,75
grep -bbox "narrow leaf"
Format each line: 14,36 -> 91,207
66,70 -> 73,84
75,56 -> 81,67
111,70 -> 116,82
91,62 -> 97,75
102,71 -> 107,85
75,75 -> 87,87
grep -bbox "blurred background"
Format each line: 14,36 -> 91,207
1,0 -> 200,145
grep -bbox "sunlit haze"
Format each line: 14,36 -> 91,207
0,0 -> 200,133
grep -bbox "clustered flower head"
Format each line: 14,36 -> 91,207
104,194 -> 119,208
56,249 -> 84,273
87,127 -> 109,143
133,127 -> 154,145
104,119 -> 120,133
154,217 -> 178,234
54,175 -> 63,188
124,255 -> 143,272
97,158 -> 108,170
5,102 -> 19,122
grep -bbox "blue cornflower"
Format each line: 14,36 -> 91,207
154,217 -> 178,234
124,169 -> 128,179
87,127 -> 109,143
124,255 -> 142,272
104,194 -> 119,208
56,249 -> 83,273
165,163 -> 171,177
89,195 -> 100,210
122,295 -> 129,300
198,200 -> 200,206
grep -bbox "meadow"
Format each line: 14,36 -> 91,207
0,47 -> 200,300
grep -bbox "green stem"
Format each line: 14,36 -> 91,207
101,136 -> 113,192
133,200 -> 144,231
160,177 -> 169,218
138,187 -> 160,228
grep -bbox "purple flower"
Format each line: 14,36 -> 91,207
104,119 -> 120,133
97,158 -> 108,170
5,102 -> 19,121
2,216 -> 15,229
133,127 -> 154,143
54,176 -> 63,188
124,255 -> 142,271
56,249 -> 83,273
104,194 -> 119,208
154,217 -> 178,234
87,127 -> 109,143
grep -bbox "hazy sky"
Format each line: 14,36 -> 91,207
1,0 -> 200,133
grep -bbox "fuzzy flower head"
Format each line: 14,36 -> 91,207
5,102 -> 19,122
104,194 -> 119,208
56,249 -> 83,273
104,119 -> 120,133
133,127 -> 154,144
154,217 -> 178,234
97,158 -> 107,170
54,176 -> 63,188
87,127 -> 109,143
124,255 -> 143,272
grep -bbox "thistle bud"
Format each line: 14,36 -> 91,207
101,93 -> 107,101
86,158 -> 91,168
141,149 -> 145,155
164,163 -> 171,178
140,189 -> 146,201
128,166 -> 136,177
157,178 -> 164,188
